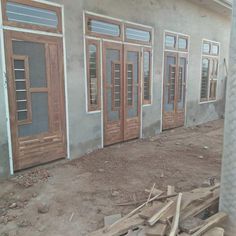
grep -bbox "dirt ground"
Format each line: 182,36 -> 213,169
0,119 -> 224,236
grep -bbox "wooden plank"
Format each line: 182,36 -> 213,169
89,214 -> 144,236
139,202 -> 165,220
145,188 -> 164,198
169,193 -> 182,236
202,227 -> 224,236
180,193 -> 219,221
191,212 -> 227,236
147,200 -> 175,226
145,223 -> 167,236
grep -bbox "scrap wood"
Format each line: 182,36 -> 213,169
145,223 -> 167,236
167,185 -> 176,196
147,200 -> 175,226
105,192 -> 174,233
146,183 -> 157,205
202,227 -> 224,236
159,200 -> 177,224
180,216 -> 205,234
145,188 -> 164,198
115,194 -> 177,206
191,212 -> 227,236
139,202 -> 165,219
89,214 -> 144,236
181,187 -> 215,211
169,193 -> 182,236
180,193 -> 219,221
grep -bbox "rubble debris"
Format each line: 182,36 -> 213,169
37,203 -> 50,214
89,184 -> 226,236
12,169 -> 50,188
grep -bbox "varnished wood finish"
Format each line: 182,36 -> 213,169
124,45 -> 141,141
163,52 -> 187,130
124,23 -> 152,46
103,42 -> 124,146
103,43 -> 141,146
12,54 -> 32,125
85,14 -> 123,41
5,31 -> 67,170
1,0 -> 62,34
86,38 -> 101,111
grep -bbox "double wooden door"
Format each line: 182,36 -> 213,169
103,42 -> 141,146
163,52 -> 187,130
5,31 -> 67,170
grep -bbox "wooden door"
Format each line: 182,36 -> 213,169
103,42 -> 123,146
163,52 -> 187,130
5,31 -> 67,170
123,45 -> 141,141
103,43 -> 141,146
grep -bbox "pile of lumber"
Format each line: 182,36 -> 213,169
89,184 -> 227,236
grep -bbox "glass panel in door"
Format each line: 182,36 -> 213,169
177,56 -> 187,110
164,53 -> 177,113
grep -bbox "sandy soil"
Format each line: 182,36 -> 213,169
0,119 -> 224,236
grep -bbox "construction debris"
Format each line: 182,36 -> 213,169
90,184 -> 227,236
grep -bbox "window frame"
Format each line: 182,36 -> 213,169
165,33 -> 177,50
111,61 -> 121,111
13,54 -> 32,125
124,23 -> 152,46
86,38 -> 101,112
200,40 -> 220,103
178,35 -> 189,52
1,0 -> 62,34
143,47 -> 152,104
85,14 -> 123,41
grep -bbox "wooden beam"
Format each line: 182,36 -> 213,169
169,193 -> 182,236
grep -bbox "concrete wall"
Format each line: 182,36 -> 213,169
0,0 -> 231,177
50,0 -> 230,159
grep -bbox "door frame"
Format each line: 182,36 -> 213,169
123,44 -> 142,141
102,42 -> 142,146
162,51 -> 188,130
5,30 -> 67,170
161,30 -> 190,132
0,0 -> 69,174
102,41 -> 124,146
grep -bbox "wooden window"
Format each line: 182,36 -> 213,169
203,41 -> 211,54
86,39 -> 100,111
85,14 -> 122,40
143,48 -> 152,104
165,34 -> 176,49
178,66 -> 183,102
127,63 -> 134,107
200,58 -> 210,101
178,37 -> 188,51
209,80 -> 217,100
212,44 -> 219,56
125,24 -> 152,45
168,64 -> 176,104
13,55 -> 32,124
2,0 -> 62,33
201,40 -> 220,102
112,62 -> 121,110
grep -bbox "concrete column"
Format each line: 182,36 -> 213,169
220,0 -> 236,235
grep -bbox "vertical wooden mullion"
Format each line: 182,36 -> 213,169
174,54 -> 179,114
45,43 -> 53,134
